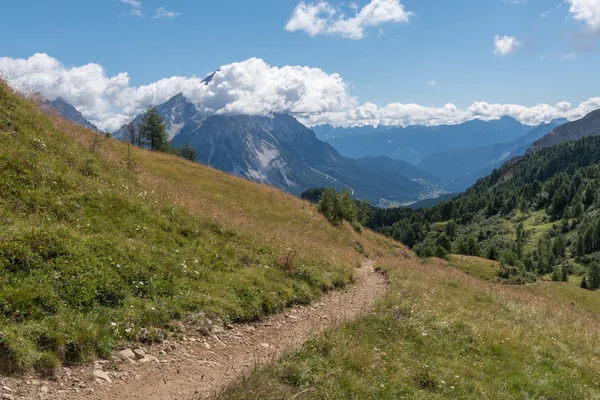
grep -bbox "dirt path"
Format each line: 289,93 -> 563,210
17,261 -> 386,400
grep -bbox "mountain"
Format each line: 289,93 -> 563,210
312,124 -> 392,141
526,109 -> 600,155
113,92 -> 203,141
417,119 -> 567,191
172,113 -> 441,206
323,116 -> 534,164
368,130 -> 600,283
42,97 -> 100,132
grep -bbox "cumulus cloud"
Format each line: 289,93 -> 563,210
567,0 -> 600,30
426,80 -> 436,86
494,35 -> 522,56
285,0 -> 413,39
298,98 -> 600,128
0,53 -> 599,131
0,54 -> 356,131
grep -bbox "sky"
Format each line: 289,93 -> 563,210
0,0 -> 599,130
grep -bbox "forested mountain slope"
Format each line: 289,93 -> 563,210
368,133 -> 600,286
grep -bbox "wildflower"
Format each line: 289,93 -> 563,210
111,322 -> 117,327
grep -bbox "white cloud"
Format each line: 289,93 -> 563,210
299,98 -> 600,128
121,0 -> 142,17
567,0 -> 600,30
0,53 -> 598,132
494,34 -> 522,56
426,80 -> 436,86
0,54 -> 355,131
152,7 -> 182,19
285,0 -> 413,39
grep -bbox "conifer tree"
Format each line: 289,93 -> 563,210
140,106 -> 168,152
588,262 -> 600,290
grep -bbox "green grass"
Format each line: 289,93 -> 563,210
447,254 -> 500,281
526,282 -> 600,318
0,82 -> 383,374
217,256 -> 600,399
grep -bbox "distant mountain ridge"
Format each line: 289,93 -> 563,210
42,97 -> 100,132
312,124 -> 392,140
526,110 -> 600,155
171,113 -> 442,206
324,116 -> 534,165
417,119 -> 567,191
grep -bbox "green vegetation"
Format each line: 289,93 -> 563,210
368,135 -> 600,286
0,82 -> 372,374
317,187 -> 369,232
218,256 -> 600,399
139,106 -> 168,152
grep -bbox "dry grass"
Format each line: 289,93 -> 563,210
53,115 -> 384,281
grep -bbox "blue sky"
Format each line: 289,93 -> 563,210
0,0 -> 599,130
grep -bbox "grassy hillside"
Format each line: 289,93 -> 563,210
218,256 -> 600,399
0,82 -> 393,374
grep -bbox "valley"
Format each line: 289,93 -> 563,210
2,1 -> 600,398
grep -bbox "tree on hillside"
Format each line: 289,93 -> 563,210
445,220 -> 458,239
140,107 -> 168,151
176,142 -> 198,161
301,188 -> 325,204
588,262 -> 600,290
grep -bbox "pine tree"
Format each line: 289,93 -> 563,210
177,142 -> 198,161
588,262 -> 600,290
445,220 -> 458,239
435,233 -> 452,254
318,188 -> 336,223
139,107 -> 168,152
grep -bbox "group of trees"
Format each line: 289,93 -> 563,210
125,107 -> 197,161
365,135 -> 600,288
314,187 -> 369,232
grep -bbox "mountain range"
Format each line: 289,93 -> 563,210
416,119 -> 568,190
109,92 -> 443,206
171,113 -> 439,206
49,94 -> 600,207
322,116 -> 534,165
42,97 -> 100,132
